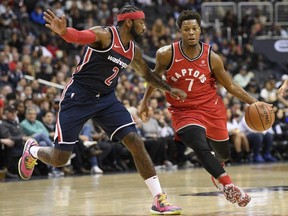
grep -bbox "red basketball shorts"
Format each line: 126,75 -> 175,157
171,95 -> 229,142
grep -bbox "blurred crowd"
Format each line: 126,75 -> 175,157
0,0 -> 288,180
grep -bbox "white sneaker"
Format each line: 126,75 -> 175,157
83,141 -> 98,147
91,166 -> 103,174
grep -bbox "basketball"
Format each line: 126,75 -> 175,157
244,102 -> 275,132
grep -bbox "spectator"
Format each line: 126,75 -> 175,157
245,79 -> 260,101
140,107 -> 175,169
238,115 -> 277,163
20,106 -> 53,147
151,18 -> 166,39
0,117 -> 18,179
41,110 -> 56,141
227,108 -> 250,163
79,119 -> 113,174
233,65 -> 255,88
30,5 -> 45,25
260,80 -> 278,105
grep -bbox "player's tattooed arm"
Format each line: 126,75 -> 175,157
130,46 -> 171,92
130,46 -> 186,100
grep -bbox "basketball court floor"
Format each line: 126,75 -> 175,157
1,162 -> 288,216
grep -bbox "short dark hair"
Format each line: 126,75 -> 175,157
117,5 -> 143,26
176,10 -> 201,29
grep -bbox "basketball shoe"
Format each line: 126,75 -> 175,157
18,138 -> 38,180
223,184 -> 251,207
150,193 -> 182,215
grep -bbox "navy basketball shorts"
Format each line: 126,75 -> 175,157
54,81 -> 136,151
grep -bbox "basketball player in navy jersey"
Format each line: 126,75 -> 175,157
18,5 -> 185,215
140,10 -> 273,208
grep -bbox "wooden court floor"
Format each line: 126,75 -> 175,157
1,162 -> 288,216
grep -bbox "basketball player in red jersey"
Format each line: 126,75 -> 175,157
140,10 -> 272,207
18,5 -> 185,215
278,79 -> 288,96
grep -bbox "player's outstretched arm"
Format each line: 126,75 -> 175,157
278,80 -> 288,97
138,46 -> 173,122
130,46 -> 186,104
43,9 -> 99,44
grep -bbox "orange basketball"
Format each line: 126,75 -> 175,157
244,102 -> 275,132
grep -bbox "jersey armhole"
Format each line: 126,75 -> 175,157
208,46 -> 213,73
88,26 -> 113,50
166,44 -> 174,70
106,27 -> 113,49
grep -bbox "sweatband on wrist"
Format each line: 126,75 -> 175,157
117,11 -> 145,21
61,27 -> 96,44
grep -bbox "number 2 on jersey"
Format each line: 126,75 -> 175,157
105,66 -> 119,86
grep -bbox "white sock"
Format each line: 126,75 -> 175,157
29,146 -> 40,159
145,175 -> 162,198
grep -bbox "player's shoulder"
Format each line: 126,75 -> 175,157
156,44 -> 172,59
209,49 -> 222,63
89,26 -> 112,46
90,26 -> 112,39
90,26 -> 110,33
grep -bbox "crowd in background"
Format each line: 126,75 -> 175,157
0,0 -> 288,179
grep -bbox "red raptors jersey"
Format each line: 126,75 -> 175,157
165,41 -> 216,108
165,41 -> 228,141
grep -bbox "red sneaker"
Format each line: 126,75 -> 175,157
150,193 -> 182,215
223,184 -> 251,207
18,138 -> 38,180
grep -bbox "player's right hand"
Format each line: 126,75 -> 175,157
278,83 -> 288,97
43,9 -> 67,35
170,88 -> 187,101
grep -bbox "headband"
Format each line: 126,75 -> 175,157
117,11 -> 145,21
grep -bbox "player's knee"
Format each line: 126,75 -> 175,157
216,146 -> 230,161
217,156 -> 229,163
122,132 -> 145,155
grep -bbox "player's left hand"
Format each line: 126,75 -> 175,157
138,101 -> 149,122
170,88 -> 187,101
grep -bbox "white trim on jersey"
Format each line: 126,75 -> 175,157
166,44 -> 175,72
74,46 -> 93,73
56,78 -> 74,143
177,123 -> 206,132
87,27 -> 115,53
179,41 -> 204,62
206,136 -> 229,142
110,122 -> 136,141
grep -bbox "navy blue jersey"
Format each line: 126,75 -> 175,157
72,26 -> 135,95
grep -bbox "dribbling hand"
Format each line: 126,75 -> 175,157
43,9 -> 67,35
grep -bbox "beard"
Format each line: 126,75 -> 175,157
131,23 -> 144,44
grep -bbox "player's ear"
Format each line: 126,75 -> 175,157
125,19 -> 133,28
